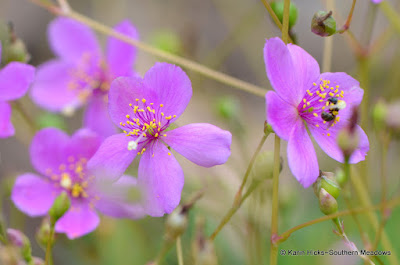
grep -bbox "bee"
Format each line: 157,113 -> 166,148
320,97 -> 346,122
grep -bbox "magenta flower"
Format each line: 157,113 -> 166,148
11,128 -> 144,239
371,0 -> 382,3
88,62 -> 232,217
0,44 -> 35,138
30,18 -> 138,138
264,37 -> 369,188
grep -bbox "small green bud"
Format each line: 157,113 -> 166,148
165,206 -> 188,241
372,100 -> 388,130
215,96 -> 239,120
49,192 -> 71,225
36,219 -> 53,249
270,1 -> 298,29
7,229 -> 32,262
150,30 -> 182,55
337,128 -> 359,159
252,151 -> 274,181
3,38 -> 31,63
311,11 -> 336,37
320,172 -> 340,199
319,188 -> 338,215
264,121 -> 274,134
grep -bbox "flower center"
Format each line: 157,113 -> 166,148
121,98 -> 176,155
67,52 -> 111,104
298,79 -> 347,136
45,156 -> 96,200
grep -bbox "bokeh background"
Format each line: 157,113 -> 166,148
0,0 -> 400,264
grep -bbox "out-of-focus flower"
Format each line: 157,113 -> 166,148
30,18 -> 138,138
0,43 -> 35,138
371,0 -> 383,4
264,37 -> 369,188
11,128 -> 144,239
88,62 -> 232,217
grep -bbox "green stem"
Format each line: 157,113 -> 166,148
259,0 -> 293,43
380,1 -> 400,34
27,0 -> 266,98
209,133 -> 269,241
176,237 -> 184,265
337,0 -> 357,33
276,196 -> 400,244
350,167 -> 399,265
45,225 -> 55,265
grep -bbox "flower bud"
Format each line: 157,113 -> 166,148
35,219 -> 53,249
319,188 -> 338,215
165,206 -> 188,241
49,192 -> 70,225
264,121 -> 274,134
320,172 -> 340,199
270,1 -> 298,29
311,11 -> 336,37
215,96 -> 239,120
3,38 -> 31,64
6,229 -> 32,262
372,100 -> 388,131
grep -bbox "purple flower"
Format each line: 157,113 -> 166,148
88,62 -> 232,217
371,0 -> 382,3
30,18 -> 138,138
264,37 -> 369,188
0,43 -> 35,138
11,128 -> 144,239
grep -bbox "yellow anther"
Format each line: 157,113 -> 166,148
327,133 -> 331,136
313,113 -> 318,117
142,99 -> 146,103
173,115 -> 176,118
303,99 -> 306,103
136,98 -> 139,102
168,152 -> 171,156
307,102 -> 310,106
161,112 -> 164,116
126,114 -> 130,119
155,133 -> 159,137
75,165 -> 83,174
165,116 -> 172,120
316,124 -> 320,127
313,82 -> 317,86
160,104 -> 164,107
334,88 -> 338,93
303,104 -> 306,109
329,92 -> 334,97
129,103 -> 132,107
59,164 -> 66,171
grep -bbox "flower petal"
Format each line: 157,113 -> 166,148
0,101 -> 14,138
11,173 -> 58,217
87,133 -> 137,181
163,123 -> 232,167
95,175 -> 145,219
64,128 -> 102,160
264,37 -> 318,106
143,63 -> 192,120
0,62 -> 35,101
138,141 -> 184,217
83,94 -> 117,138
108,76 -> 148,130
48,18 -> 100,63
55,203 -> 99,239
266,91 -> 300,141
309,123 -> 369,164
287,121 -> 319,188
106,20 -> 139,78
30,60 -> 81,112
319,72 -> 363,120
30,128 -> 70,176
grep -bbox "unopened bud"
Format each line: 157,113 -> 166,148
3,38 -> 31,63
36,219 -> 53,249
215,96 -> 239,120
320,172 -> 340,199
252,151 -> 281,181
270,1 -> 298,29
264,121 -> 274,134
49,192 -> 70,225
165,206 -> 188,241
311,11 -> 336,37
319,188 -> 338,215
337,128 -> 359,159
6,229 -> 32,262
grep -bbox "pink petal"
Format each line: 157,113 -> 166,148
30,60 -> 81,112
0,101 -> 14,138
87,133 -> 137,181
95,175 -> 145,219
143,63 -> 192,121
83,94 -> 117,138
11,173 -> 58,217
266,91 -> 300,141
164,123 -> 232,167
138,141 -> 184,217
48,17 -> 100,63
106,20 -> 139,78
0,62 -> 35,101
64,128 -> 102,160
55,203 -> 99,239
287,121 -> 319,188
30,128 -> 70,176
